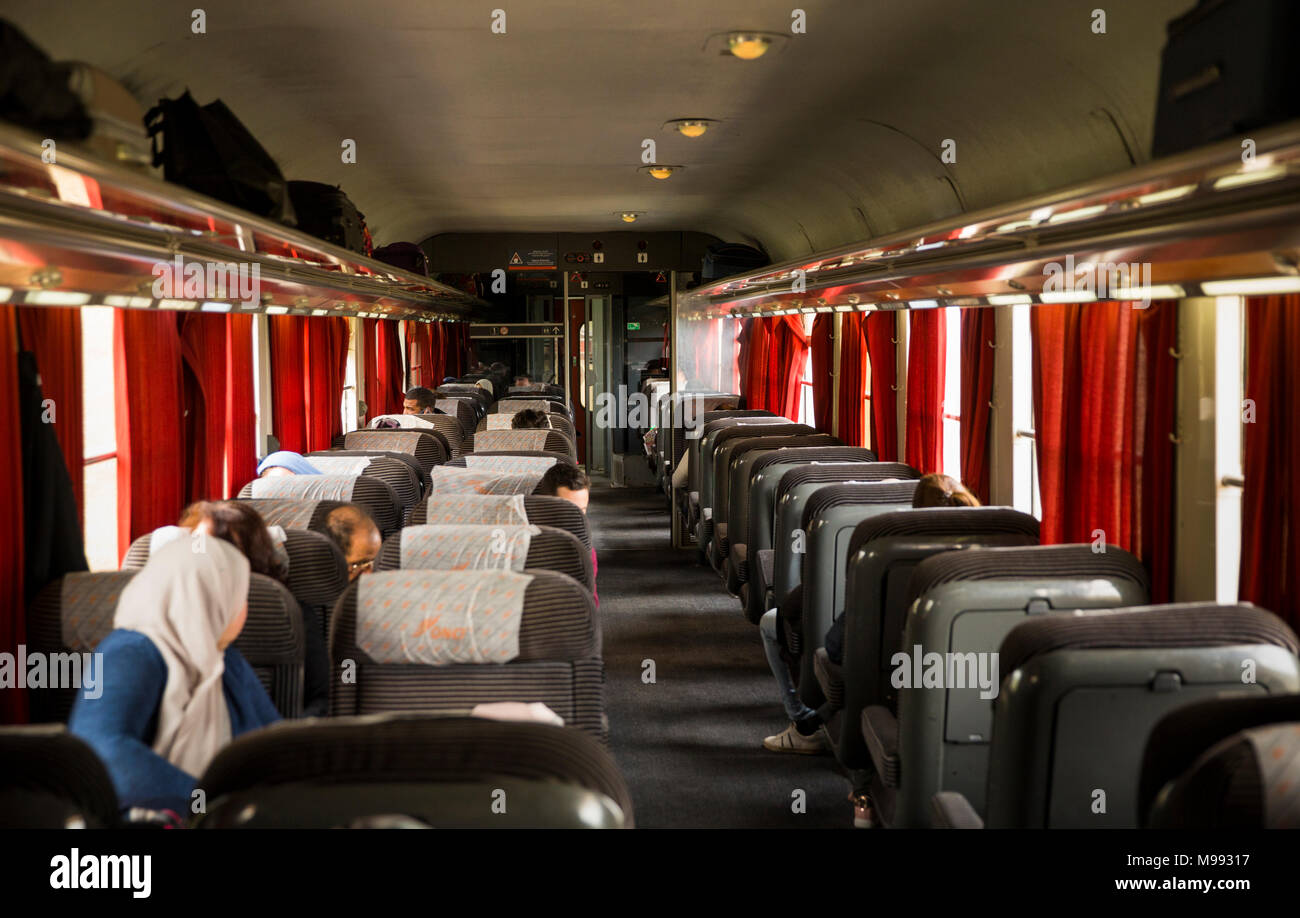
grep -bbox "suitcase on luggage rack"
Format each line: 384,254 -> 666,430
146,90 -> 294,222
63,62 -> 155,175
0,20 -> 91,140
701,243 -> 768,282
287,180 -> 370,255
373,241 -> 429,276
1151,0 -> 1300,158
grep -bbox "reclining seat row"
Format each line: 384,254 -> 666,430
684,410 -> 777,527
1138,693 -> 1300,829
410,494 -> 592,550
854,541 -> 1144,826
820,508 -> 1043,771
930,601 -> 1300,828
375,523 -> 594,594
481,409 -> 577,443
307,450 -> 430,500
329,568 -> 606,740
29,569 -> 308,720
732,453 -> 899,609
238,473 -> 403,538
447,453 -> 573,472
337,429 -> 450,477
400,412 -> 467,459
708,431 -> 841,571
473,427 -> 576,460
659,393 -> 741,493
691,415 -> 787,533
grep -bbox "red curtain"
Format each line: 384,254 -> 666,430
739,317 -> 773,412
16,307 -> 83,522
363,318 -> 404,417
1030,300 -> 1177,600
766,314 -> 811,421
272,316 -> 351,453
837,312 -> 867,447
115,310 -> 186,560
809,313 -> 834,432
960,308 -> 996,503
1240,294 -> 1300,626
906,310 -> 946,474
226,315 -> 257,495
865,312 -> 898,461
305,317 -> 349,452
0,307 -> 27,724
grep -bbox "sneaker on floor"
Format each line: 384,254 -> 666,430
763,722 -> 828,755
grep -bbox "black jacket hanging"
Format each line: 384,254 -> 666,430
19,349 -> 88,606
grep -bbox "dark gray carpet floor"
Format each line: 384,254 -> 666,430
588,478 -> 851,828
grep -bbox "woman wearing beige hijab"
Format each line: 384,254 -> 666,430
70,537 -> 281,815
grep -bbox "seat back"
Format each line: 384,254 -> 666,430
340,429 -> 449,476
308,449 -> 430,497
1140,694 -> 1300,828
0,725 -> 120,828
473,428 -> 575,458
688,411 -> 777,494
436,398 -> 479,436
28,571 -> 306,721
878,542 -> 1149,826
195,715 -> 632,828
239,474 -> 402,539
769,467 -> 918,611
786,482 -> 922,696
236,498 -> 348,534
985,603 -> 1300,828
375,524 -> 593,592
480,411 -> 577,443
329,569 -> 605,739
660,393 -> 741,479
837,512 -> 1044,754
408,412 -> 466,456
410,494 -> 591,549
298,454 -> 423,519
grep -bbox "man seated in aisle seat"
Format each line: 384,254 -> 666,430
257,450 -> 321,478
535,463 -> 597,607
760,473 -> 981,757
324,504 -> 382,582
511,407 -> 551,430
402,386 -> 438,415
514,374 -> 532,388
69,538 -> 281,816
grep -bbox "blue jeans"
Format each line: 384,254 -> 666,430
760,610 -> 816,722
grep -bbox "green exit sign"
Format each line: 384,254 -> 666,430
626,322 -> 641,330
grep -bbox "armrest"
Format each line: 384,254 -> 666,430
757,549 -> 775,595
861,705 -> 900,788
930,792 -> 984,829
813,647 -> 845,710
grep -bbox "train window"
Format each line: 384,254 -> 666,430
1011,303 -> 1041,518
79,306 -> 118,571
942,308 -> 962,478
797,346 -> 815,427
342,318 -> 360,433
1215,296 -> 1245,604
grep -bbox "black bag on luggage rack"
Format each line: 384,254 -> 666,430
373,241 -> 430,276
146,90 -> 294,223
1151,0 -> 1300,158
287,180 -> 371,256
0,20 -> 91,140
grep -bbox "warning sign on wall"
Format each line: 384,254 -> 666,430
507,248 -> 556,270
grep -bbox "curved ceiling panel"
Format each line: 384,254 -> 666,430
9,0 -> 1195,261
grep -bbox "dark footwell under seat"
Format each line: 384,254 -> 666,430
588,480 -> 850,828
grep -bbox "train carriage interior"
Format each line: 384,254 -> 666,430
1,0 -> 1300,879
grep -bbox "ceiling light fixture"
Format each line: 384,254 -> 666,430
1201,276 -> 1300,296
642,165 -> 679,180
620,212 -> 640,223
987,294 -> 1032,306
728,33 -> 772,59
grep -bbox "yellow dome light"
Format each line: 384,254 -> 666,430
621,212 -> 638,223
677,120 -> 708,138
648,165 -> 674,180
728,33 -> 771,60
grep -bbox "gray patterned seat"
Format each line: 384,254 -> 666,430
238,474 -> 402,539
339,429 -> 450,476
375,523 -> 593,592
409,494 -> 591,549
0,725 -> 121,828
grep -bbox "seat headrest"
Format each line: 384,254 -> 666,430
801,481 -> 921,528
0,726 -> 121,828
846,507 -> 1041,571
999,602 -> 1300,676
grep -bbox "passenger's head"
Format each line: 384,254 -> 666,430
325,504 -> 382,581
403,387 -> 437,415
912,473 -> 980,509
178,500 -> 287,583
514,375 -> 532,387
257,450 -> 321,478
511,407 -> 550,430
536,463 -> 590,514
490,362 -> 506,373
116,536 -> 251,655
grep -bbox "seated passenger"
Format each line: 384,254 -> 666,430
511,407 -> 551,430
760,472 -> 981,755
175,500 -> 327,717
325,504 -> 382,582
535,463 -> 597,606
69,538 -> 281,815
402,386 -> 438,415
514,374 -> 532,388
257,450 -> 321,478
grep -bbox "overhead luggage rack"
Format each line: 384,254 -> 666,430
0,124 -> 485,319
680,121 -> 1300,317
